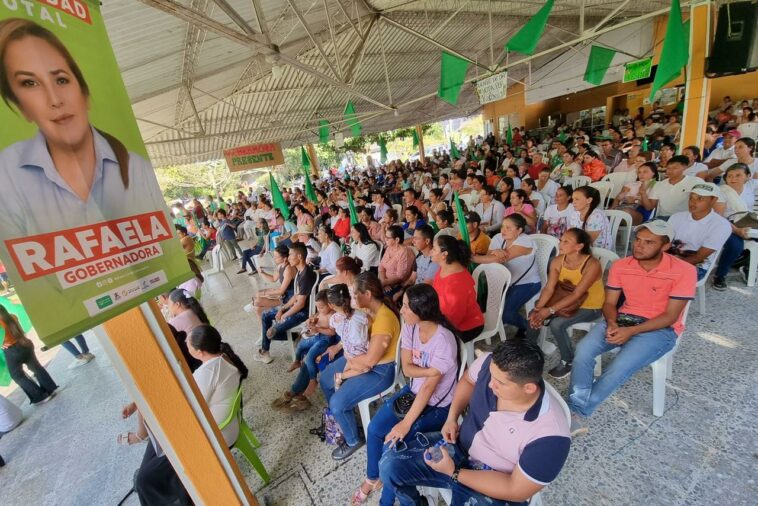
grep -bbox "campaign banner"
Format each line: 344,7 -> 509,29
224,142 -> 285,172
476,72 -> 508,105
623,57 -> 653,83
0,1 -> 192,346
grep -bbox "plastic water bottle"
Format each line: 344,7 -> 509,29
425,440 -> 449,463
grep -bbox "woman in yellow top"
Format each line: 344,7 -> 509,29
319,271 -> 401,461
528,228 -> 605,379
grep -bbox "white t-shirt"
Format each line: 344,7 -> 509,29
668,210 -> 731,272
490,233 -> 541,285
319,241 -> 341,275
537,179 -> 559,201
193,357 -> 241,447
704,145 -> 735,163
720,180 -> 755,218
683,162 -> 708,178
529,191 -> 547,215
542,204 -> 574,238
737,122 -> 758,141
649,176 -> 710,217
719,158 -> 758,176
351,241 -> 381,269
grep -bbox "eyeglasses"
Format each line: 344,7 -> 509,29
391,432 -> 431,453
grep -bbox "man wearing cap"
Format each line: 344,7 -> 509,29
462,212 -> 491,256
295,224 -> 321,264
667,183 -> 731,282
703,130 -> 738,169
568,220 -> 696,435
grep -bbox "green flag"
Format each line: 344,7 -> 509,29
438,51 -> 471,105
319,120 -> 329,144
301,146 -> 310,169
584,45 -> 616,86
505,0 -> 555,55
453,192 -> 470,246
412,129 -> 419,149
269,173 -> 290,220
379,138 -> 388,164
450,139 -> 460,159
344,101 -> 361,137
505,122 -> 513,145
649,0 -> 689,101
347,190 -> 359,225
302,165 -> 317,202
641,137 -> 649,151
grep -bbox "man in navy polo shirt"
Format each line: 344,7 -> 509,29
378,340 -> 571,505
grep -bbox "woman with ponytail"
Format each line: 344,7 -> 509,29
319,272 -> 401,461
166,288 -> 210,335
430,235 -> 484,343
568,185 -> 612,249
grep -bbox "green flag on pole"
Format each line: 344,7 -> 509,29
379,138 -> 388,164
344,101 -> 361,137
505,122 -> 513,145
583,45 -> 616,86
505,0 -> 555,55
302,166 -> 317,203
649,0 -> 689,101
453,192 -> 470,246
301,146 -> 310,169
450,139 -> 460,159
438,51 -> 471,105
347,190 -> 359,225
412,129 -> 419,149
319,120 -> 329,144
641,137 -> 649,151
269,173 -> 290,220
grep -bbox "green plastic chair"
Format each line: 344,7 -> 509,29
219,388 -> 270,484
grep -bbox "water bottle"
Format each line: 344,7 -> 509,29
425,440 -> 449,463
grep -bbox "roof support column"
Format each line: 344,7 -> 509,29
416,125 -> 426,165
306,143 -> 321,177
679,1 -> 712,150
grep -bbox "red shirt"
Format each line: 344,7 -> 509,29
582,159 -> 607,182
333,217 -> 351,239
432,270 -> 484,332
528,163 -> 549,180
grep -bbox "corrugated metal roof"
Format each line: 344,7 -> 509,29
100,0 -> 680,166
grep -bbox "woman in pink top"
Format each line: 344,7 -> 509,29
379,224 -> 416,298
431,235 -> 484,342
506,189 -> 537,231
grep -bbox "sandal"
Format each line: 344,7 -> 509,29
271,392 -> 295,409
117,432 -> 146,446
351,478 -> 382,505
284,395 -> 312,413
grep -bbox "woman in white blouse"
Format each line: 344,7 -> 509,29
349,223 -> 381,272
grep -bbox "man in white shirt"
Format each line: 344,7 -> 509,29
704,130 -> 737,168
667,182 -> 731,282
738,112 -> 758,141
643,156 -> 724,219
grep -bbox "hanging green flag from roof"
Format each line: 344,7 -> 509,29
505,122 -> 513,145
438,51 -> 471,105
453,192 -> 470,246
302,164 -> 317,203
379,138 -> 388,163
269,173 -> 290,220
412,128 -> 419,149
649,0 -> 689,101
301,146 -> 310,169
450,139 -> 460,159
344,101 -> 361,137
583,45 -> 616,86
347,190 -> 359,225
505,0 -> 555,55
319,120 -> 329,144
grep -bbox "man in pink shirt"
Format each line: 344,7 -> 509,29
568,220 -> 696,435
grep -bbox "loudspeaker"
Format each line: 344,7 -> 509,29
705,1 -> 758,76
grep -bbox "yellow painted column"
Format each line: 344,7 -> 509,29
680,1 -> 713,150
306,143 -> 320,178
415,125 -> 426,164
100,302 -> 256,505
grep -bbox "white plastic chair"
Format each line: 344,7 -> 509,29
358,337 -> 405,435
205,244 -> 232,287
566,175 -> 591,189
744,240 -> 758,287
458,192 -> 476,210
464,264 -> 512,365
694,250 -> 721,315
602,172 -> 634,201
392,204 -> 403,221
590,181 -> 614,209
283,272 -> 321,361
604,209 -> 633,257
593,302 -> 690,417
525,234 -> 559,314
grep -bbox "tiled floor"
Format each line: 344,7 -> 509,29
1,263 -> 756,505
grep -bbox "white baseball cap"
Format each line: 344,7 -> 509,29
634,220 -> 674,242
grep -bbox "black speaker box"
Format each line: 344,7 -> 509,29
705,1 -> 758,76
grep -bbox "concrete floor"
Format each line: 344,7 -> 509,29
1,261 -> 756,506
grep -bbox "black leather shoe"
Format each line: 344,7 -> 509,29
331,439 -> 365,460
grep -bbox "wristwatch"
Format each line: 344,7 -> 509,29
450,468 -> 461,483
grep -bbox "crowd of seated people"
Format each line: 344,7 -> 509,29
135,99 -> 758,503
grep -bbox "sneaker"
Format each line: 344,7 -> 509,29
236,269 -> 247,274
331,438 -> 365,460
548,361 -> 572,379
570,413 -> 589,437
82,352 -> 96,361
253,350 -> 273,364
33,392 -> 56,405
68,355 -> 91,369
712,277 -> 727,291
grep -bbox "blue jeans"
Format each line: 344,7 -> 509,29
294,333 -> 332,381
61,334 -> 89,357
378,431 -> 517,506
319,357 -> 395,446
240,245 -> 263,271
367,386 -> 449,505
568,320 -> 678,417
503,282 -> 542,331
260,306 -> 308,352
715,232 -> 745,279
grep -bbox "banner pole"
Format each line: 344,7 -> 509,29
93,301 -> 256,505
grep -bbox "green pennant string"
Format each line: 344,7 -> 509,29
583,45 -> 616,86
438,51 -> 471,105
505,0 -> 555,55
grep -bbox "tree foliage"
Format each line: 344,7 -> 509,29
155,160 -> 246,201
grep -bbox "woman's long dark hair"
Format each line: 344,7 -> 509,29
327,284 -> 354,317
404,284 -> 458,337
0,305 -> 24,343
563,227 -> 592,255
189,325 -> 248,380
168,289 -> 210,324
319,224 -> 336,243
352,222 -> 378,248
435,234 -> 471,267
354,271 -> 399,320
573,185 -> 601,231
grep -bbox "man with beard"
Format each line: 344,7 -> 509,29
567,221 -> 696,436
